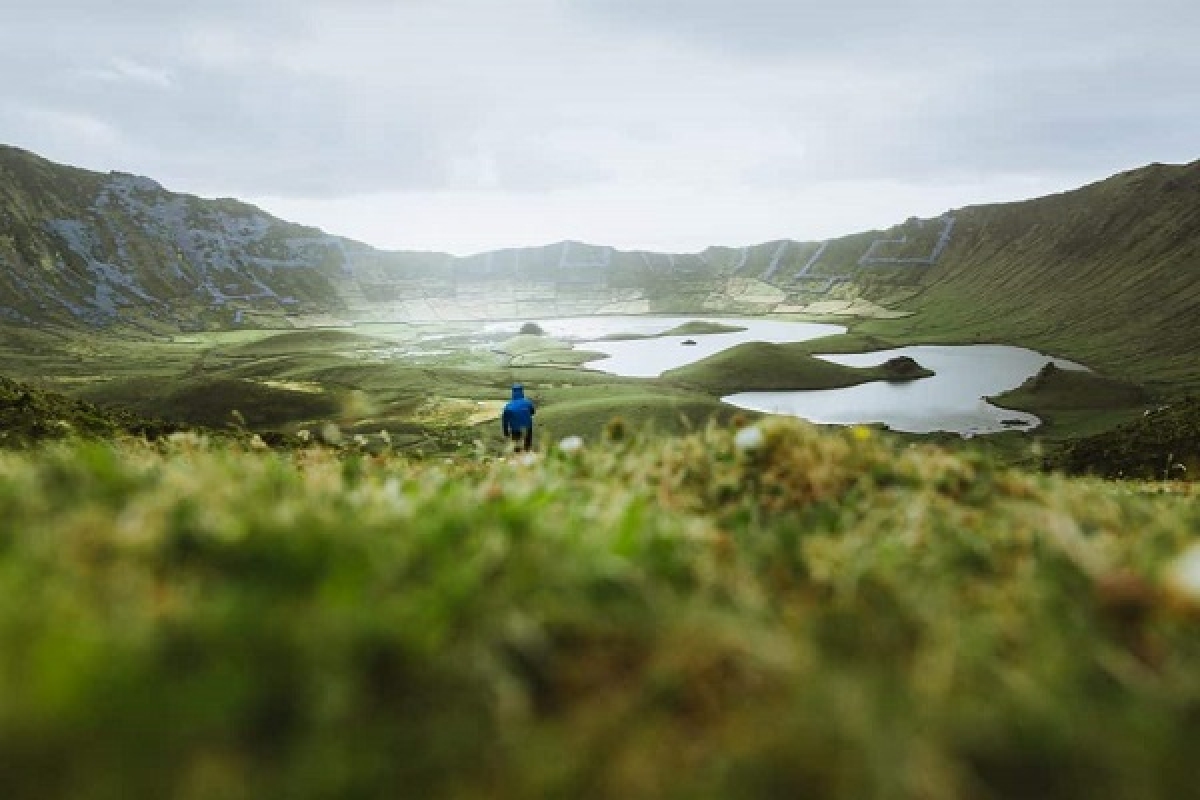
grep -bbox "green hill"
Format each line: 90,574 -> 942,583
76,376 -> 342,430
664,341 -> 933,393
870,161 -> 1200,387
0,373 -> 193,446
1050,396 -> 1200,479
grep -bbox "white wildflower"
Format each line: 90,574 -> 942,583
381,478 -> 411,514
1165,543 -> 1200,602
735,426 -> 765,452
295,429 -> 312,443
166,431 -> 208,450
353,434 -> 369,447
558,435 -> 584,453
379,429 -> 392,446
319,423 -> 343,446
249,434 -> 268,450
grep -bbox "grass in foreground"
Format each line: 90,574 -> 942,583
0,420 -> 1198,799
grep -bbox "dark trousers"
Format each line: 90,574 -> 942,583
508,427 -> 533,451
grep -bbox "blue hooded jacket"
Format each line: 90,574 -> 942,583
501,384 -> 535,434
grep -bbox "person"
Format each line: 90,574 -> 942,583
501,383 -> 536,452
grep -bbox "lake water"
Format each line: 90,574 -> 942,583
550,316 -> 845,377
481,316 -> 1088,435
725,345 -> 1087,435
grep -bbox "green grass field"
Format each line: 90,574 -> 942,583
0,420 -> 1197,799
0,314 -> 1185,478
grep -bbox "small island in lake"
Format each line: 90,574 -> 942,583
881,356 -> 932,382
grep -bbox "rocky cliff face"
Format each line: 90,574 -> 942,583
0,147 -> 361,330
0,145 -> 951,330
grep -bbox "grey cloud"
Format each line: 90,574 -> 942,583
766,50 -> 1200,186
1,0 -> 1197,253
1,1 -> 604,196
571,0 -> 1199,64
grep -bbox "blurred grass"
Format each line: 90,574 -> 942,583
0,419 -> 1198,799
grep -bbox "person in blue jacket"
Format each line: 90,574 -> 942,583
501,383 -> 536,452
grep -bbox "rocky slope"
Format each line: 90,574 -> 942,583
0,146 -> 354,330
0,145 -> 951,329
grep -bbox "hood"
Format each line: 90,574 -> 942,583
510,384 -> 525,401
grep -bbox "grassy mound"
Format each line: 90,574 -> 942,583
498,334 -> 572,356
79,376 -> 342,429
1052,395 -> 1200,479
990,363 -> 1158,443
664,341 -> 932,393
995,363 -> 1150,412
0,421 -> 1197,798
0,374 -> 190,446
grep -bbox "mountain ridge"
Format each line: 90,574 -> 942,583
880,157 -> 1200,385
1,144 -> 1197,385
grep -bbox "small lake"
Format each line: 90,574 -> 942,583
538,316 -> 846,377
725,345 -> 1088,435
480,316 -> 1089,435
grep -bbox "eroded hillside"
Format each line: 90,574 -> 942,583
878,162 -> 1200,384
2,145 -> 1197,386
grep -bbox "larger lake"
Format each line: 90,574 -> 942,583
725,345 -> 1086,435
483,316 -> 1087,435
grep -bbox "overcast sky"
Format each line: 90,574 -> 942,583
3,0 -> 1198,255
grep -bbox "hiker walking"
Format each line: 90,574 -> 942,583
501,383 -> 536,452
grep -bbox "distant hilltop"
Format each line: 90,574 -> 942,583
0,144 -> 1197,383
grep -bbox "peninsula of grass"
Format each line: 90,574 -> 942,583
596,319 -> 748,341
993,363 -> 1150,413
496,333 -> 575,357
779,330 -> 900,355
496,333 -> 604,368
0,419 -> 1197,799
986,362 -> 1155,442
662,320 -> 747,336
663,340 -> 933,393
